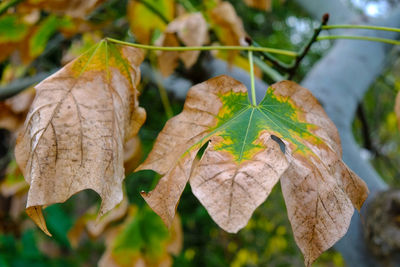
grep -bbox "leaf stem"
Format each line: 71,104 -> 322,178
248,50 -> 257,106
322,24 -> 400,33
106,38 -> 298,57
317,35 -> 400,46
251,40 -> 292,71
253,56 -> 285,82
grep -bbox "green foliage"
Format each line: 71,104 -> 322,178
0,15 -> 28,42
112,207 -> 170,260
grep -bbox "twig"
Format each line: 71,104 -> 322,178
287,13 -> 330,79
317,35 -> 400,46
253,57 -> 285,82
251,40 -> 291,72
323,24 -> 400,33
106,38 -> 298,57
0,0 -> 24,16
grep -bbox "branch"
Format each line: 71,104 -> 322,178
287,13 -> 329,79
251,40 -> 292,71
317,35 -> 400,45
0,70 -> 56,101
323,24 -> 400,33
253,56 -> 285,82
300,4 -> 400,265
106,37 -> 298,57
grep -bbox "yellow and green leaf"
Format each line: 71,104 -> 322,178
137,75 -> 368,266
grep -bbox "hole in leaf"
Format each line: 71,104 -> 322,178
196,140 -> 210,159
271,135 -> 286,154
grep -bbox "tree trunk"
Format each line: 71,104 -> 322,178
296,1 -> 400,265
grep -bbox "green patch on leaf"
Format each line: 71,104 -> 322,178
202,85 -> 320,163
69,39 -> 137,87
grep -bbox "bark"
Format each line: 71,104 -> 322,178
295,1 -> 400,265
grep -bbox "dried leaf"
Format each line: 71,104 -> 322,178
267,81 -> 368,266
209,1 -> 246,63
210,1 -> 246,43
20,0 -> 106,19
395,91 -> 400,130
124,136 -> 142,174
0,88 -> 35,132
214,50 -> 262,78
15,39 -> 146,235
157,13 -> 208,77
0,102 -> 24,131
138,76 -> 368,264
155,32 -> 180,78
244,0 -> 272,11
26,206 -> 52,236
127,0 -> 175,44
137,75 -> 289,232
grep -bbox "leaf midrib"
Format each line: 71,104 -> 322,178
181,104 -> 252,158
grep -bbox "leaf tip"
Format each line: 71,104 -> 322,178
26,206 -> 52,237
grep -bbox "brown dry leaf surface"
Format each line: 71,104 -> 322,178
244,0 -> 272,11
271,81 -> 368,265
20,0 -> 106,19
157,12 -> 208,77
395,91 -> 400,130
15,40 -> 146,235
210,2 -> 246,45
0,88 -> 35,132
209,1 -> 246,63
